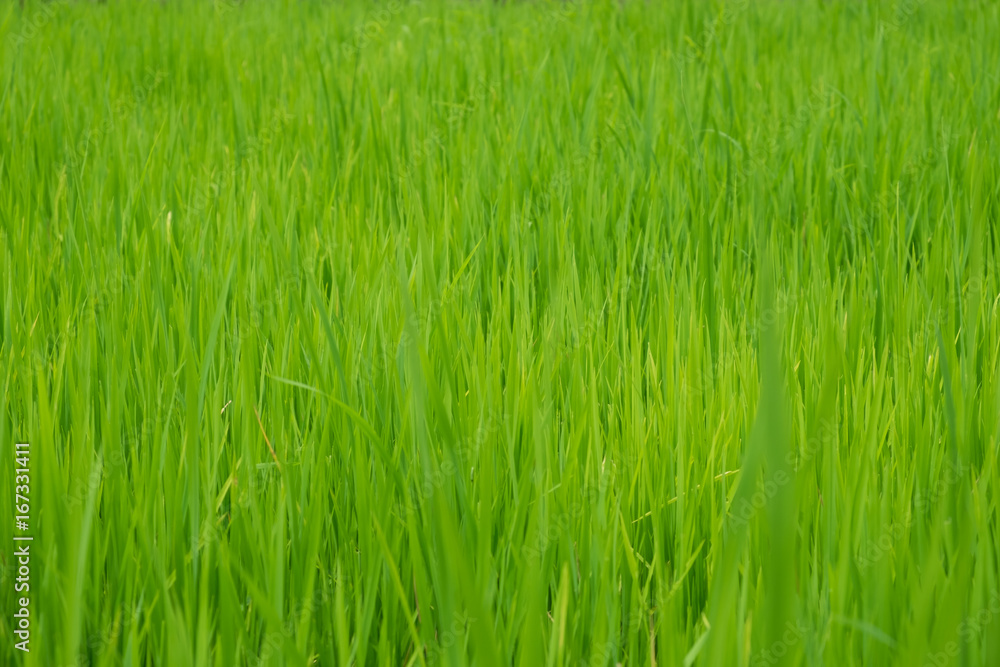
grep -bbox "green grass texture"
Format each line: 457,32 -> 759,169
1,0 -> 999,665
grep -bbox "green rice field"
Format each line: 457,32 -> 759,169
1,0 -> 999,665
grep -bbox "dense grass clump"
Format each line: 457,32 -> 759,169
1,0 -> 999,665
